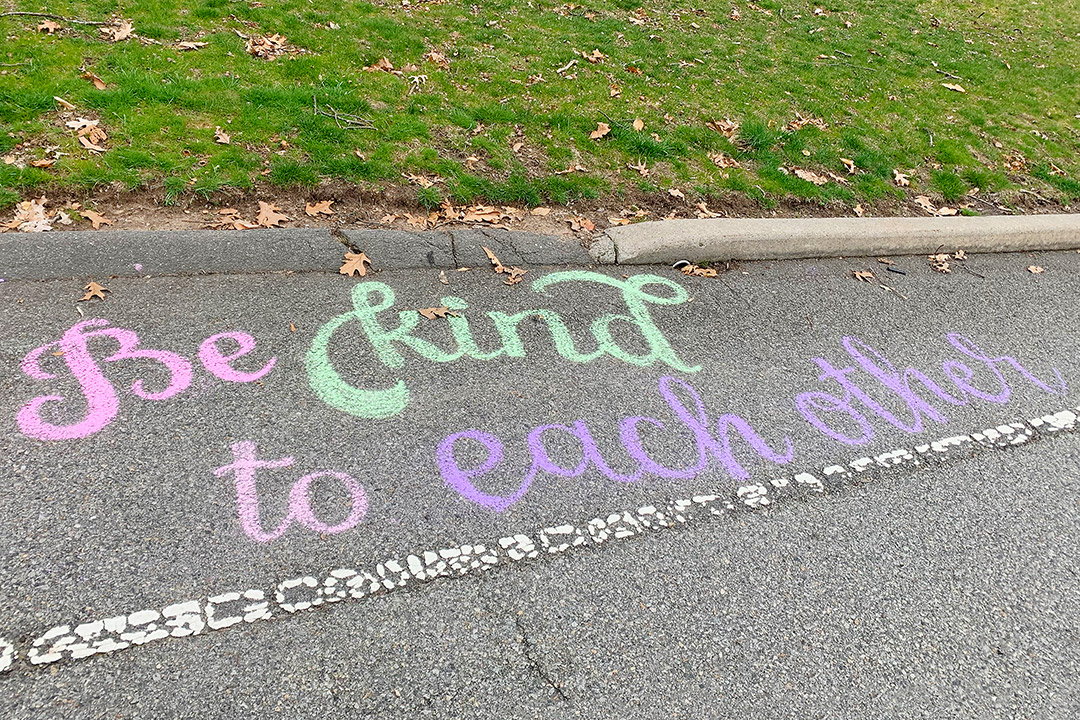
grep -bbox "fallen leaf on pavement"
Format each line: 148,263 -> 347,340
482,246 -> 528,285
877,258 -> 895,266
256,201 -> 288,227
305,200 -> 334,217
680,263 -> 718,278
928,253 -> 952,273
81,209 -> 112,229
1027,265 -> 1044,274
954,249 -> 967,260
339,252 -> 372,277
80,281 -> 109,301
438,270 -> 449,285
82,72 -> 106,90
418,306 -> 459,319
214,127 -> 231,144
852,269 -> 875,282
590,122 -> 611,140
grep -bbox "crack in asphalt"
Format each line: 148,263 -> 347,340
514,616 -> 570,705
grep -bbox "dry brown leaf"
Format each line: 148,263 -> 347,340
103,20 -> 134,42
877,258 -> 895,266
625,65 -> 643,75
364,56 -> 396,73
582,49 -> 606,63
65,117 -> 97,133
893,169 -> 910,187
680,263 -> 718,278
1027,265 -> 1044,274
305,200 -> 334,217
632,118 -> 644,132
609,84 -> 621,98
177,41 -> 208,51
214,126 -> 231,145
840,157 -> 857,174
609,217 -> 631,226
81,209 -> 113,229
590,122 -> 611,140
793,168 -> 829,185
423,49 -> 449,68
941,83 -> 966,93
852,270 -> 875,282
853,204 -> 865,217
730,7 -> 742,20
706,119 -> 740,138
256,201 -> 288,228
6,196 -> 53,232
953,249 -> 967,260
668,188 -> 686,200
708,152 -> 741,169
37,20 -> 61,33
80,281 -> 109,302
339,252 -> 372,277
567,217 -> 595,233
53,96 -> 75,109
30,159 -> 56,168
417,306 -> 459,320
928,253 -> 952,273
914,195 -> 939,215
247,33 -> 292,59
695,202 -> 722,218
482,246 -> 528,284
628,161 -> 650,177
82,72 -> 106,90
530,207 -> 551,216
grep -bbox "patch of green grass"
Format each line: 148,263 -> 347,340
1,0 -> 1078,211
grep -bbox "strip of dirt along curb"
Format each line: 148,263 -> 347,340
596,215 -> 1080,265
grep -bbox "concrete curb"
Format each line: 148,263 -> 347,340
595,215 -> 1080,264
0,228 -> 588,280
0,229 -> 346,281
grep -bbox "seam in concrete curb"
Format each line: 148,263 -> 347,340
603,214 -> 1080,264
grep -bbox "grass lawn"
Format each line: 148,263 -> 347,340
2,0 -> 1079,218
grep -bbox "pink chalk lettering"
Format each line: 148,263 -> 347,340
214,442 -> 368,543
17,319 -> 192,441
198,332 -> 276,383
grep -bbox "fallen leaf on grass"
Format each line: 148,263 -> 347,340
852,269 -> 875,282
305,200 -> 334,217
590,122 -> 611,140
708,152 -> 741,169
364,56 -> 398,74
247,34 -> 292,59
632,118 -> 644,131
628,161 -> 650,177
793,168 -> 829,185
787,115 -> 829,132
102,20 -> 134,43
941,83 -> 966,93
423,49 -> 449,68
1027,265 -> 1044,274
582,49 -> 606,63
668,188 -> 686,200
554,164 -> 586,175
339,252 -> 372,277
30,159 -> 55,168
706,119 -> 740,138
482,246 -> 527,285
80,281 -> 109,301
417,306 -> 459,319
177,41 -> 208,51
840,157 -> 857,174
81,209 -> 112,229
214,127 -> 231,145
37,20 -> 61,33
54,96 -> 75,109
256,201 -> 288,228
82,72 -> 106,90
893,169 -> 910,187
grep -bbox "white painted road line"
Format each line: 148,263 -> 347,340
3,406 -> 1076,675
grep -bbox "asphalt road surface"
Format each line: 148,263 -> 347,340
1,249 -> 1077,719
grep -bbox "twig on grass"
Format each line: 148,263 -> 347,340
0,11 -> 108,25
312,95 -> 375,130
933,68 -> 964,80
808,61 -> 873,71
